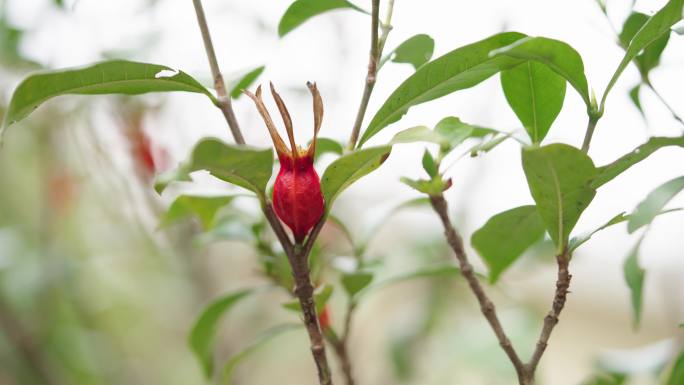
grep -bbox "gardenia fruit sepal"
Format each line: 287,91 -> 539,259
245,82 -> 325,243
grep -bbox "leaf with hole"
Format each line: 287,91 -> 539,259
522,144 -> 597,251
388,34 -> 435,70
321,145 -> 392,209
491,36 -> 591,111
220,324 -> 302,385
628,175 -> 684,233
500,61 -> 566,143
189,289 -> 257,377
601,0 -> 684,111
190,138 -> 274,198
278,0 -> 365,37
1,60 -> 215,136
471,205 -> 546,283
360,32 -> 527,146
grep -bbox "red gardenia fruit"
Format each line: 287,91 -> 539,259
245,82 -> 325,243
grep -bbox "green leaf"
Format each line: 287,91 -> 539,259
601,0 -> 684,111
228,65 -> 265,99
389,34 -> 435,70
421,150 -> 438,177
568,212 -> 628,251
278,0 -> 364,37
471,205 -> 546,283
391,117 -> 495,153
220,324 -> 302,385
500,61 -> 567,143
490,36 -> 591,110
629,84 -> 644,117
628,175 -> 684,233
1,60 -> 215,135
581,372 -> 627,385
189,289 -> 256,377
619,12 -> 671,78
153,162 -> 192,194
370,264 -> 462,291
591,136 -> 684,188
665,350 -> 684,385
282,284 -> 333,314
469,133 -> 514,157
359,32 -> 527,146
341,271 -> 374,297
161,195 -> 236,230
320,145 -> 392,209
314,137 -> 344,162
522,144 -> 597,250
190,138 -> 273,197
400,176 -> 452,196
623,237 -> 645,328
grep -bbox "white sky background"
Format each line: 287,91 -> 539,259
3,0 -> 684,383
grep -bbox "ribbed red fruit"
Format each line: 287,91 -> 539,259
245,82 -> 325,243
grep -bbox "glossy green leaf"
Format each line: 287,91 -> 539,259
228,66 -> 265,99
190,138 -> 273,197
314,137 -> 344,161
471,205 -> 546,283
628,175 -> 684,233
591,136 -> 684,188
522,144 -> 597,250
623,237 -> 645,328
490,36 -> 591,110
341,271 -> 374,297
321,145 -> 392,209
619,12 -> 670,78
400,176 -> 452,196
161,195 -> 236,230
360,32 -> 527,146
568,212 -> 627,251
278,0 -> 364,37
665,350 -> 684,385
1,60 -> 215,135
389,34 -> 435,70
189,289 -> 256,377
282,284 -> 333,313
601,0 -> 684,111
221,324 -> 302,385
501,61 -> 567,143
421,150 -> 438,177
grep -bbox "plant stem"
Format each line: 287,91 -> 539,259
192,0 -> 245,145
581,115 -> 599,153
527,250 -> 572,375
191,2 -> 336,381
347,0 -> 395,150
428,194 -> 528,383
644,78 -> 684,128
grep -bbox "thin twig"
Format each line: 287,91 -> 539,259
644,78 -> 684,128
347,0 -> 395,150
428,195 -> 528,383
192,0 -> 245,144
527,250 -> 572,374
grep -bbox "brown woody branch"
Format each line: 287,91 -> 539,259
192,0 -> 245,145
429,193 -> 574,385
